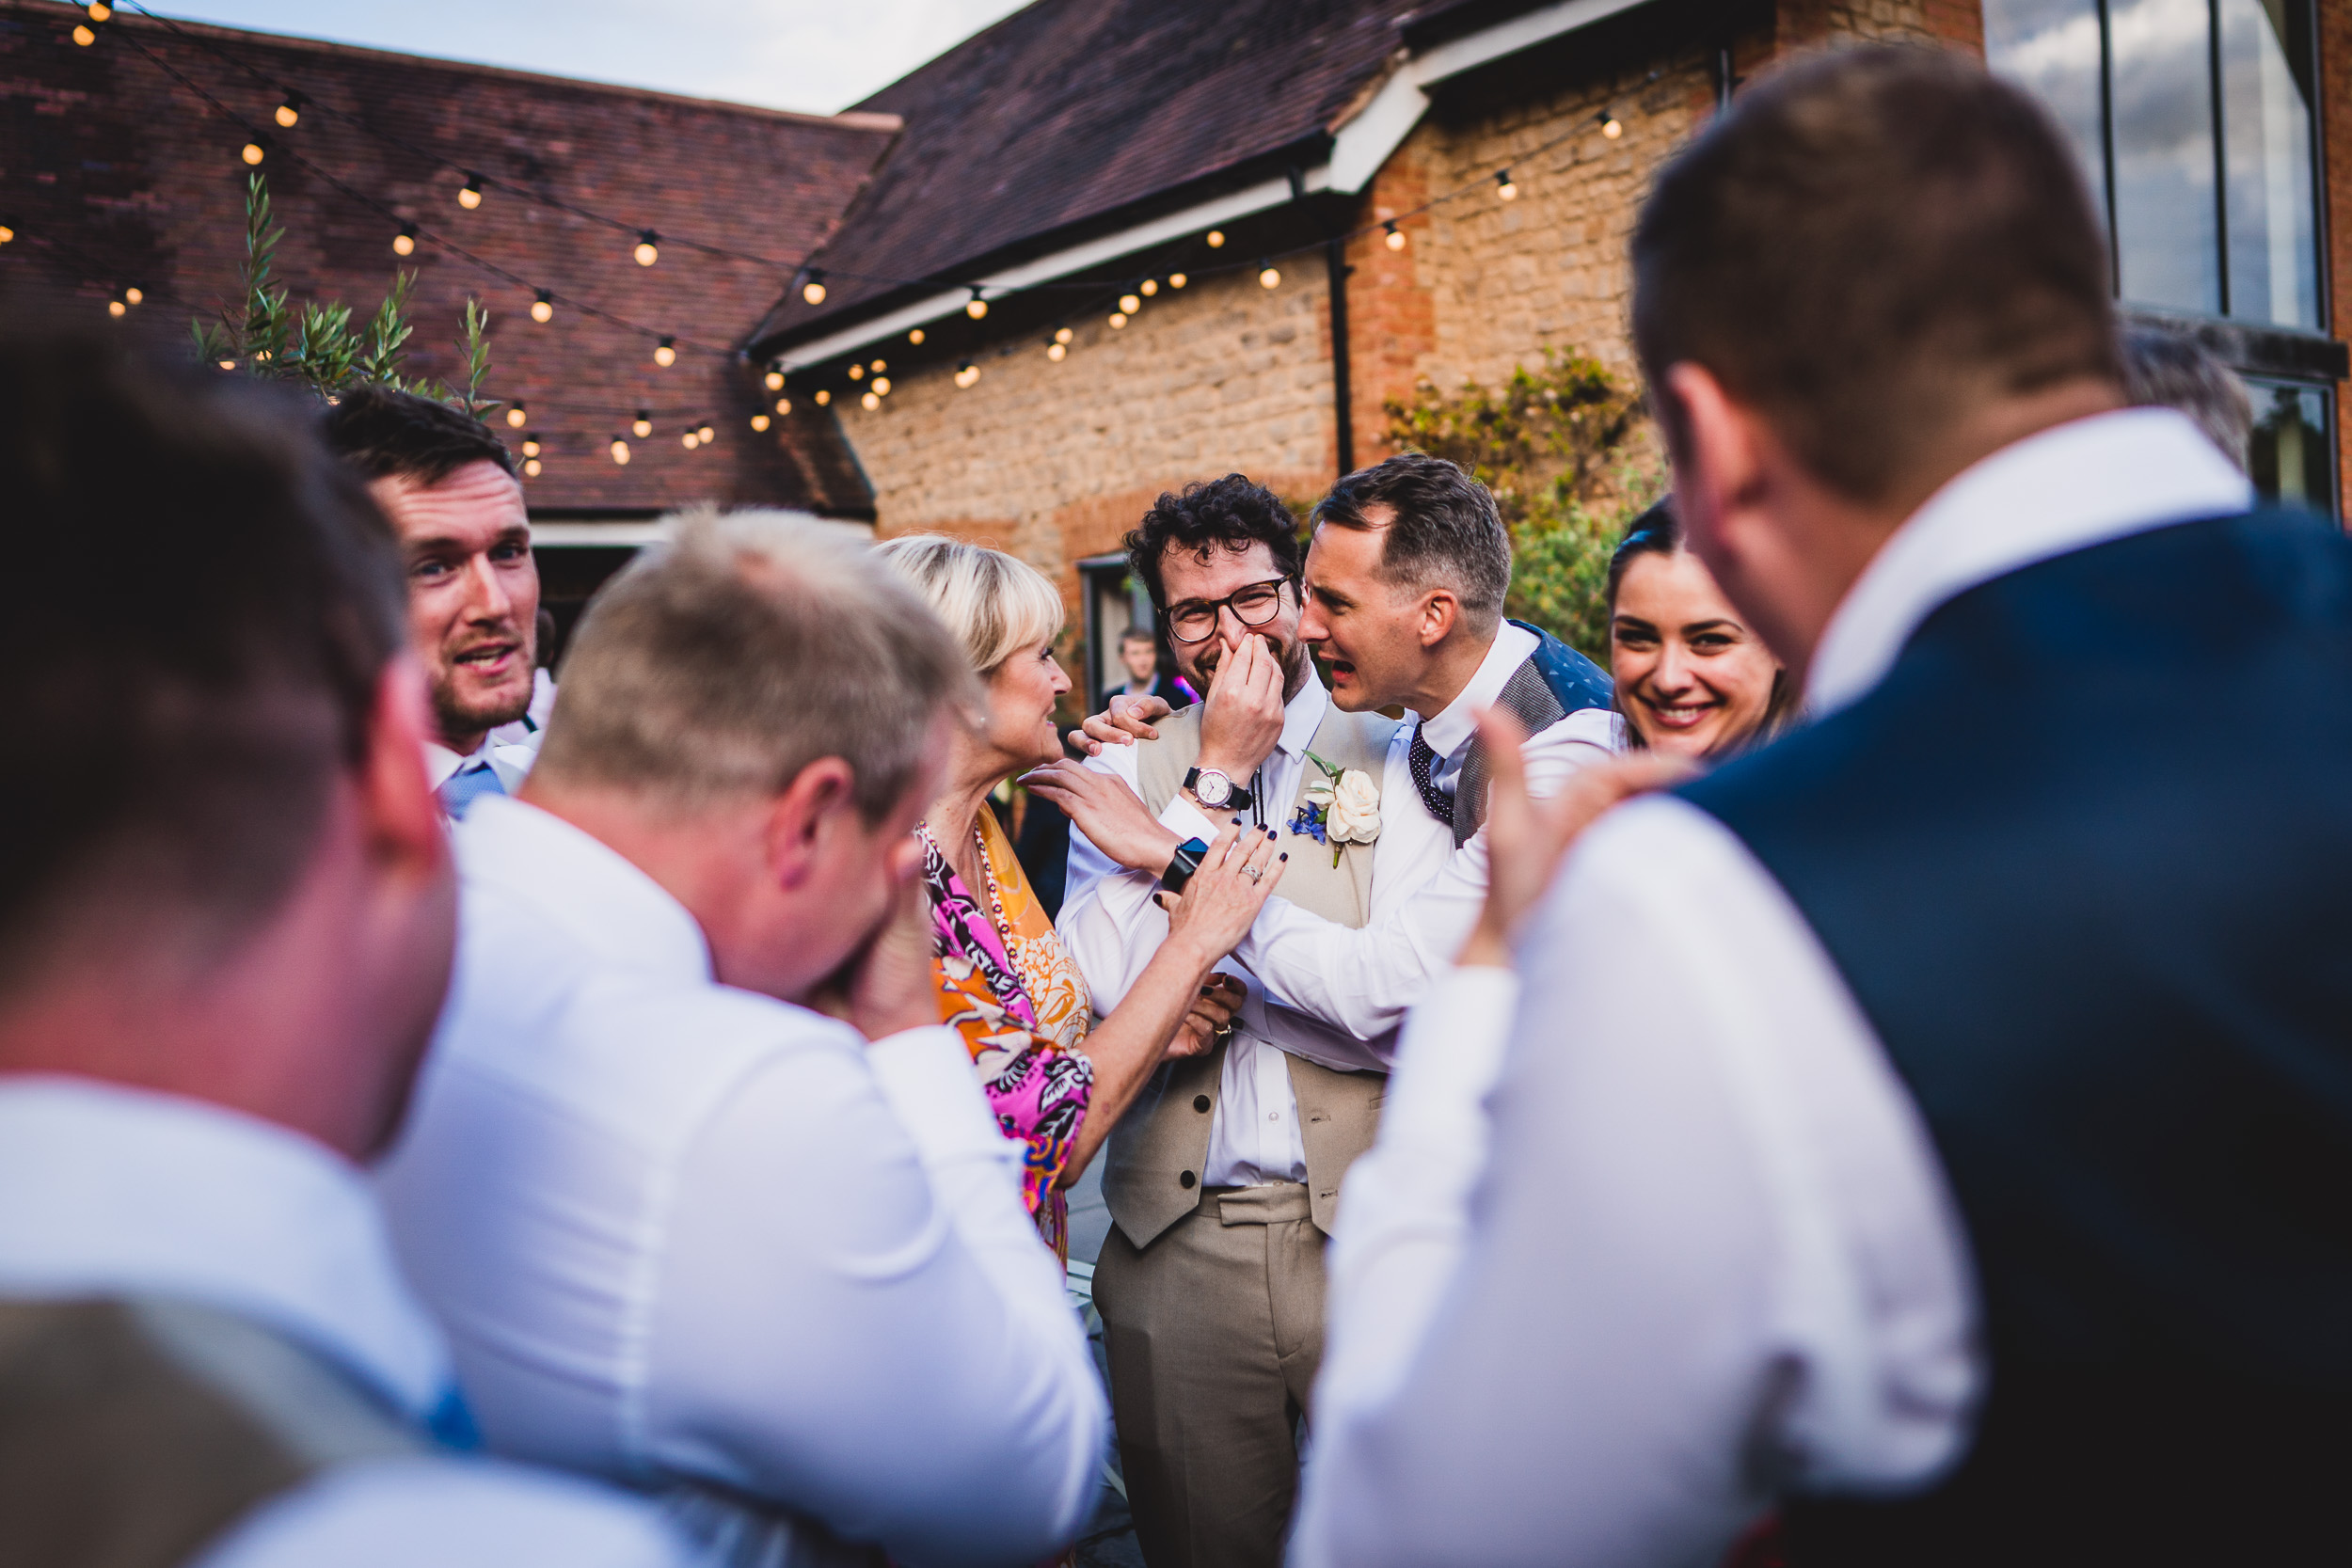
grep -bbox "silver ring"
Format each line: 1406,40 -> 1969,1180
1244,864 -> 1264,882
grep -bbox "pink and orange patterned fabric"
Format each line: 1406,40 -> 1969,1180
919,810 -> 1094,1261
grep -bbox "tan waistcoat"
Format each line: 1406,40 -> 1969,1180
1103,699 -> 1399,1247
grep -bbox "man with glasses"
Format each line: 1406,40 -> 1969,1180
1030,473 -> 1401,1568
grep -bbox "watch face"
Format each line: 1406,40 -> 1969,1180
1195,769 -> 1232,806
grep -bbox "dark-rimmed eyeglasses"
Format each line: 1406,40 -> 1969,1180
1165,577 -> 1289,643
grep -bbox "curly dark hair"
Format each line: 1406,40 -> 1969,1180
1123,474 -> 1302,610
322,384 -> 516,485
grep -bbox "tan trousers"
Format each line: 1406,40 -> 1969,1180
1092,1182 -> 1327,1568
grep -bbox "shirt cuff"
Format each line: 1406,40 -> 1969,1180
1160,795 -> 1221,850
866,1024 -> 1020,1175
1378,965 -> 1522,1153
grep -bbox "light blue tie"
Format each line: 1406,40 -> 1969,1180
438,759 -> 506,819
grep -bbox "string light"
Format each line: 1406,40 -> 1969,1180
458,173 -> 484,210
504,402 -> 527,428
1139,278 -> 1158,297
802,270 -> 828,305
861,390 -> 881,410
1169,272 -> 1187,288
241,139 -> 265,166
1384,221 -> 1406,250
1108,311 -> 1127,328
1495,169 -> 1518,200
814,388 -> 831,405
1598,110 -> 1623,139
775,397 -> 792,414
869,358 -> 885,372
1119,293 -> 1140,314
524,457 -> 542,477
124,286 -> 142,304
682,430 -> 699,449
751,412 -> 771,431
1047,340 -> 1066,361
848,364 -> 864,380
217,357 -> 235,370
107,299 -> 126,317
908,327 -> 925,344
530,289 -> 553,323
72,24 -> 95,45
871,376 -> 891,395
953,361 -> 978,389
964,288 -> 989,320
1206,230 -> 1225,247
610,436 -> 630,465
1258,261 -> 1280,289
274,92 -> 302,128
392,223 -> 417,256
697,422 -> 715,442
1054,325 -> 1073,344
653,336 -> 676,367
631,409 -> 652,438
87,1 -> 111,18
0,220 -> 13,245
633,230 -> 660,266
522,436 -> 541,457
764,368 -> 785,391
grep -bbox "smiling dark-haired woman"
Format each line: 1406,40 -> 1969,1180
1606,498 -> 1796,759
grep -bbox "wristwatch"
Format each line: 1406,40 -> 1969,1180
1160,837 -> 1211,895
1184,767 -> 1254,811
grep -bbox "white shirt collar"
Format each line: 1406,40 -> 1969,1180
455,794 -> 713,985
0,1075 -> 454,1418
1276,669 -> 1330,761
1415,621 -> 1539,762
1809,408 -> 2252,717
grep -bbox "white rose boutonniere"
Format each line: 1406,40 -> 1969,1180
1293,752 -> 1381,866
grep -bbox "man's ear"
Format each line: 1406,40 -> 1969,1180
1663,362 -> 1768,562
1418,590 -> 1460,649
763,756 -> 857,892
358,657 -> 450,878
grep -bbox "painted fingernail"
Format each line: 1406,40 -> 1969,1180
1279,852 -> 1289,862
1231,816 -> 1242,825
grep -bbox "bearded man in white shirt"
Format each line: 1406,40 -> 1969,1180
0,326 -> 686,1568
325,387 -> 544,818
1297,44 -> 2350,1568
1026,465 -> 1613,1568
376,513 -> 1105,1568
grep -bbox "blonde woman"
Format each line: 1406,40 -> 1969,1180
875,535 -> 1283,1259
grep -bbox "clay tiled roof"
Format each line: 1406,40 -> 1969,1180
0,2 -> 898,515
754,0 -> 1427,349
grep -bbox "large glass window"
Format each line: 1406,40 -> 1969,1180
1988,0 -> 2323,329
2244,377 -> 2336,506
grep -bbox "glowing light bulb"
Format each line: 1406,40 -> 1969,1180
392,224 -> 417,256
872,376 -> 891,395
504,404 -> 527,429
764,369 -> 784,391
241,142 -> 264,166
1047,342 -> 1066,362
814,388 -> 831,405
1599,110 -> 1623,139
631,410 -> 652,438
458,175 -> 484,209
953,362 -> 977,389
908,327 -> 924,344
0,223 -> 14,245
522,436 -> 540,457
1054,325 -> 1073,344
1495,169 -> 1518,200
965,290 -> 989,320
123,286 -> 141,305
861,391 -> 881,410
775,397 -> 791,415
848,364 -> 864,380
1206,230 -> 1225,248
870,358 -> 885,372
1384,222 -> 1406,251
1140,278 -> 1158,297
802,273 -> 827,305
531,290 -> 553,323
72,24 -> 95,45
524,458 -> 542,477
1169,272 -> 1187,289
107,300 -> 125,318
1119,293 -> 1140,314
682,431 -> 699,449
653,337 -> 675,367
610,438 -> 630,465
217,358 -> 236,370
634,230 -> 660,266
1109,311 -> 1128,328
697,423 -> 714,442
1258,262 -> 1280,290
751,413 -> 771,432
275,95 -> 300,128
87,2 -> 110,18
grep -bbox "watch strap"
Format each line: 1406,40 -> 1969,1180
1160,837 -> 1210,894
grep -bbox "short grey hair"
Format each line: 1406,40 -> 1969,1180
536,509 -> 971,817
872,533 -> 1065,676
2121,326 -> 2251,473
1312,451 -> 1511,637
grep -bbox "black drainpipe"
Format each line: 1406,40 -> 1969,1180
1326,236 -> 1356,478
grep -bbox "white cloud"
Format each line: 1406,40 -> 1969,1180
165,0 -> 1032,114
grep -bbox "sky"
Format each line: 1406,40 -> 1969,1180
162,0 -> 1033,115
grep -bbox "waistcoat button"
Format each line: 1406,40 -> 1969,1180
1179,1170 -> 1197,1188
1193,1095 -> 1211,1113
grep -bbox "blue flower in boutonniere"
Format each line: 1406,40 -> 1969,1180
1296,751 -> 1381,866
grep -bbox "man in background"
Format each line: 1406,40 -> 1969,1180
325,387 -> 541,816
0,326 -> 683,1566
1101,625 -> 1184,714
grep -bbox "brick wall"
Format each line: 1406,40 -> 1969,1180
2327,0 -> 2352,519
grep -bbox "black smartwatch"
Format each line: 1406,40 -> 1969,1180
1160,837 -> 1210,895
1184,767 -> 1254,811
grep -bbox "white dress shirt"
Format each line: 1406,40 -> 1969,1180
1294,408 -> 2254,1567
0,1075 -> 685,1568
1229,625 -> 1617,1042
424,731 -> 540,796
376,797 -> 1105,1568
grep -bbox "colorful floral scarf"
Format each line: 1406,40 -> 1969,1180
919,811 -> 1094,1260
